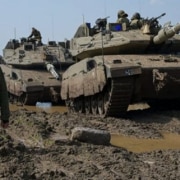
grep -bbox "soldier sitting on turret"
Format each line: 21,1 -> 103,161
130,12 -> 143,29
28,27 -> 42,46
116,10 -> 130,30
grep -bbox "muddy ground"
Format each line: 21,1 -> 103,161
0,104 -> 180,180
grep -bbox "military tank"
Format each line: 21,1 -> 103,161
0,38 -> 74,105
61,13 -> 180,117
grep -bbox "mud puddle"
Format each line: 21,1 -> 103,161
10,102 -> 148,114
10,104 -> 68,113
111,133 -> 180,153
10,103 -> 180,154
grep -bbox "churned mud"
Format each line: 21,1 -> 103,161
0,103 -> 179,179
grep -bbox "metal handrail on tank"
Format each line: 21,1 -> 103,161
94,16 -> 110,65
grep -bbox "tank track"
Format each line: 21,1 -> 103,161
9,92 -> 43,105
21,92 -> 43,105
67,76 -> 135,117
104,77 -> 134,117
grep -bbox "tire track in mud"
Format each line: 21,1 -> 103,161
7,103 -> 180,146
0,104 -> 179,179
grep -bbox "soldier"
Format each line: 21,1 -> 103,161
0,66 -> 10,128
130,12 -> 143,29
116,10 -> 130,29
28,27 -> 42,46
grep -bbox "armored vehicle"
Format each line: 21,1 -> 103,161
61,13 -> 180,117
1,38 -> 74,105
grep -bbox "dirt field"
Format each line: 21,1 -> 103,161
0,104 -> 180,179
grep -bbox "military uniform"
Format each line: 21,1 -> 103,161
0,66 -> 10,124
28,27 -> 42,45
116,10 -> 130,29
130,12 -> 143,29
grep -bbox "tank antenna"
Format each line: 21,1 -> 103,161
100,27 -> 105,64
95,16 -> 109,65
51,15 -> 54,40
82,14 -> 88,36
82,14 -> 85,24
104,0 -> 107,17
14,27 -> 16,39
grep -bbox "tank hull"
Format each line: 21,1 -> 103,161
61,56 -> 142,117
102,54 -> 180,101
0,64 -> 62,105
61,54 -> 180,117
141,67 -> 180,99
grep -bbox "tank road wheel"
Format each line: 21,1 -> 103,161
19,93 -> 27,106
8,93 -> 17,104
91,95 -> 98,115
74,98 -> 80,112
103,85 -> 111,117
74,97 -> 84,113
85,96 -> 91,114
97,94 -> 104,116
23,93 -> 40,105
65,99 -> 74,113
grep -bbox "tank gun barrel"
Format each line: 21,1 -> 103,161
46,63 -> 60,80
153,23 -> 180,44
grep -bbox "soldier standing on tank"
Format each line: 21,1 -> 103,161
28,27 -> 42,46
0,66 -> 10,128
130,12 -> 143,29
116,10 -> 130,29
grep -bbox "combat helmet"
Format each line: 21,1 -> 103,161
131,12 -> 141,20
118,10 -> 128,18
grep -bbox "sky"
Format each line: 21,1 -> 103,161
0,0 -> 179,54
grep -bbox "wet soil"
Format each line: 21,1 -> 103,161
0,103 -> 180,179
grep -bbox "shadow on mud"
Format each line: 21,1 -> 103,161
126,104 -> 180,124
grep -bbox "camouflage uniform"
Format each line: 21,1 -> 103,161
130,12 -> 143,29
0,66 -> 10,123
28,27 -> 42,45
116,10 -> 130,28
